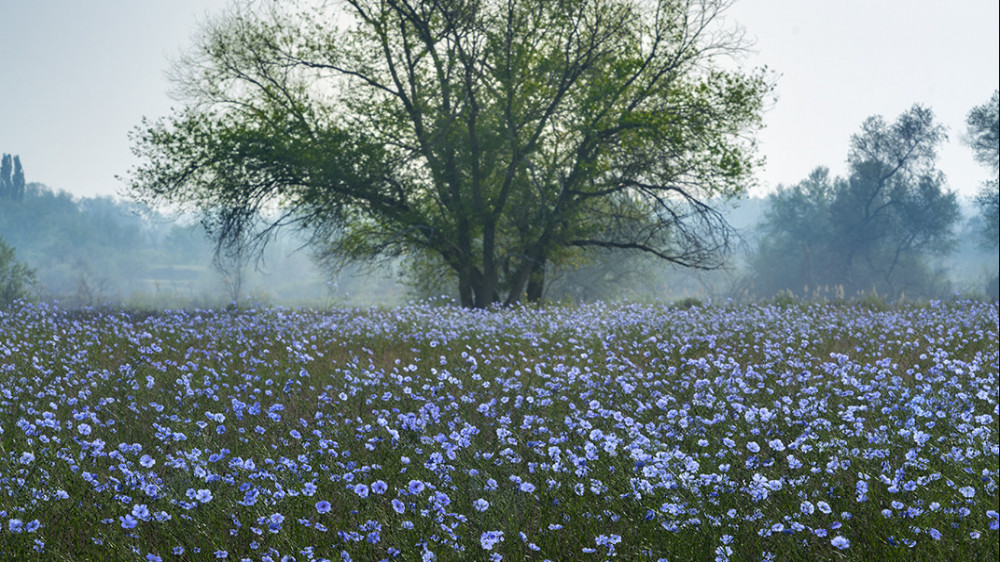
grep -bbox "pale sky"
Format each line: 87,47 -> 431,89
1,0 -> 997,201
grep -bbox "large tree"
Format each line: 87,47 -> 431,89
964,90 -> 998,247
751,105 -> 959,299
128,0 -> 769,307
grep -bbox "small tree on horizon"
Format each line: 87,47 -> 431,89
0,154 -> 26,201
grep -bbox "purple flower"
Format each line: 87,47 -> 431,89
316,500 -> 331,514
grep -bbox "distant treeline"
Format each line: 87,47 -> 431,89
0,179 -> 402,307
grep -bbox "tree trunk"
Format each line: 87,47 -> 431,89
526,259 -> 545,302
479,223 -> 499,308
458,267 -> 474,308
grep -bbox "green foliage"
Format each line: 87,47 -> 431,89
965,90 -> 999,248
0,235 -> 35,305
128,0 -> 771,308
671,296 -> 703,309
750,105 -> 960,300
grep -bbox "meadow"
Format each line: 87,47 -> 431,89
0,299 -> 996,561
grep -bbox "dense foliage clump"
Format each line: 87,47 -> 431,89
0,301 -> 997,560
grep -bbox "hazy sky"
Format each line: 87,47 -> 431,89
1,0 -> 997,201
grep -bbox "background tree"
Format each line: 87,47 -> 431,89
750,105 -> 959,299
964,90 -> 999,247
11,155 -> 25,200
749,167 -> 838,297
128,0 -> 770,308
0,154 -> 11,199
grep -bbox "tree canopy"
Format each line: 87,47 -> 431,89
128,0 -> 770,307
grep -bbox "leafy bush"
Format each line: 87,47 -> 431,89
0,235 -> 34,305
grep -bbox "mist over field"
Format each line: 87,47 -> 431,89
0,178 -> 995,309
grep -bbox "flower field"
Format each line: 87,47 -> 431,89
1,300 -> 997,561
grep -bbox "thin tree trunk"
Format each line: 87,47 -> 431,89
526,259 -> 545,302
458,267 -> 474,307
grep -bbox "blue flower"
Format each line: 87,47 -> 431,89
132,504 -> 151,521
830,536 -> 850,549
316,500 -> 332,514
480,530 -> 504,550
